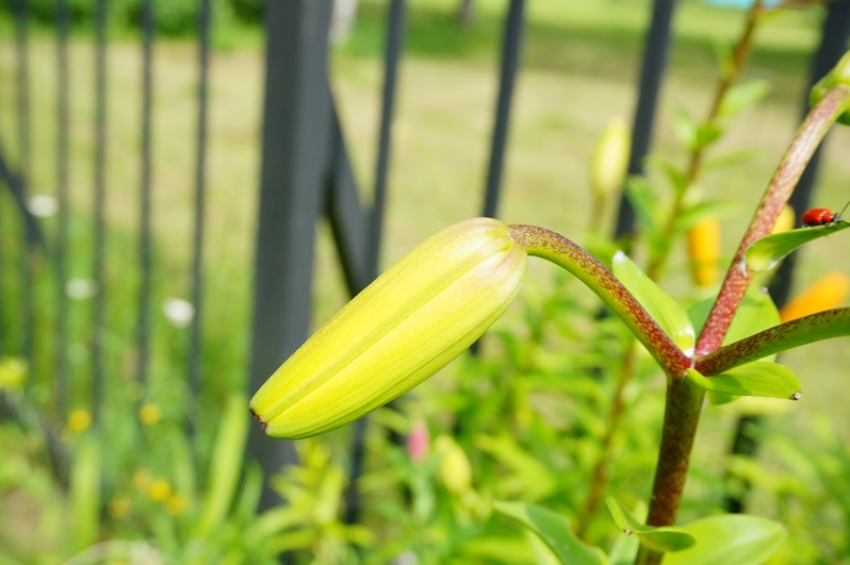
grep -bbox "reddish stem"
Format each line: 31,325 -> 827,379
695,84 -> 850,356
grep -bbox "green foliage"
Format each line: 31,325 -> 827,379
494,501 -> 607,565
606,498 -> 695,553
747,222 -> 850,273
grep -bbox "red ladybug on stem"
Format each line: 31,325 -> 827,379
801,200 -> 850,227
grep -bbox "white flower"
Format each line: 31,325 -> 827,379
66,278 -> 98,300
162,298 -> 195,328
27,195 -> 58,218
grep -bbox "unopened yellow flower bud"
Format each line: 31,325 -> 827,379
780,272 -> 850,323
435,435 -> 472,495
68,409 -> 92,433
772,204 -> 795,234
251,218 -> 528,439
590,118 -> 631,200
687,216 -> 721,287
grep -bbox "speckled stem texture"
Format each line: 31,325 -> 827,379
635,377 -> 705,565
695,84 -> 850,356
508,225 -> 690,376
696,308 -> 850,375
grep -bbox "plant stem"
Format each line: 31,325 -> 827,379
635,376 -> 705,565
695,83 -> 850,355
647,0 -> 763,281
508,225 -> 690,376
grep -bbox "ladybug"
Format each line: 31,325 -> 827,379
802,201 -> 850,227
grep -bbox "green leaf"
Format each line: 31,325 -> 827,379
624,176 -> 662,232
71,432 -> 101,552
689,286 -> 779,346
664,514 -> 786,565
674,199 -> 737,233
746,223 -> 850,273
196,393 -> 250,537
494,501 -> 608,565
613,252 -> 695,353
672,106 -> 699,150
695,308 -> 850,376
686,363 -> 801,401
702,148 -> 759,172
718,80 -> 772,118
695,122 -> 723,150
605,497 -> 695,553
647,155 -> 688,195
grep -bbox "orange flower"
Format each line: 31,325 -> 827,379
780,272 -> 850,323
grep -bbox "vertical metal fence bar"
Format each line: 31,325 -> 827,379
137,0 -> 155,391
344,0 -> 408,526
369,0 -> 405,272
13,0 -> 33,361
188,0 -> 213,424
55,0 -> 71,419
92,0 -> 108,419
247,0 -> 334,514
481,0 -> 525,219
613,0 -> 678,240
724,1 -> 850,515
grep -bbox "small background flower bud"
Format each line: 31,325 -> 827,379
590,118 -> 631,202
435,435 -> 472,495
687,216 -> 721,287
407,420 -> 430,463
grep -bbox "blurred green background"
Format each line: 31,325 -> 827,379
2,0 -> 850,562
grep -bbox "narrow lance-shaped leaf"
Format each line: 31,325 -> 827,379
664,514 -> 786,565
612,251 -> 695,354
494,501 -> 608,565
605,497 -> 695,553
686,364 -> 801,401
696,308 -> 850,376
746,223 -> 850,273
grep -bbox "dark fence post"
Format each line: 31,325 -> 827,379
481,0 -> 525,219
613,0 -> 678,241
247,0 -> 335,512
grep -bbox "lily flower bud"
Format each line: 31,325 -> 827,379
590,118 -> 631,201
687,216 -> 721,288
251,218 -> 528,439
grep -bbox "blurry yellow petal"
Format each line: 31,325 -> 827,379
68,409 -> 92,433
772,204 -> 795,235
780,272 -> 850,323
251,218 -> 527,439
149,479 -> 172,502
0,357 -> 27,390
138,403 -> 162,426
687,216 -> 721,288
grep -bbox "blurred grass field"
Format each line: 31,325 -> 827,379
1,0 -> 850,457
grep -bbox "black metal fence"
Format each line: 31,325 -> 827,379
1,0 -> 850,546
